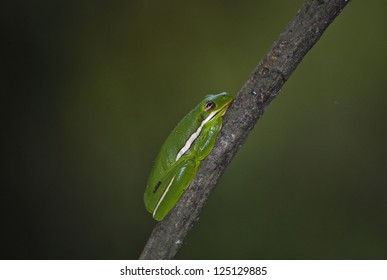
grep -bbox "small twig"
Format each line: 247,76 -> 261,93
139,0 -> 351,259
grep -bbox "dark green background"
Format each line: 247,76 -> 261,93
2,0 -> 387,259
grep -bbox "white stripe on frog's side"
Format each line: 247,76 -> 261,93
153,176 -> 175,219
175,110 -> 218,161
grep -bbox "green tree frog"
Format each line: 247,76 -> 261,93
144,92 -> 233,221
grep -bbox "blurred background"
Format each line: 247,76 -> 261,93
2,0 -> 387,259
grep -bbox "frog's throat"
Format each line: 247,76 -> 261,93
175,104 -> 229,161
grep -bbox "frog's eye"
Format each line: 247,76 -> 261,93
204,101 -> 215,112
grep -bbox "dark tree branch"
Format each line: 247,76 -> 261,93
139,0 -> 351,259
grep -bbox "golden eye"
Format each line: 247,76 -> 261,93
204,101 -> 215,111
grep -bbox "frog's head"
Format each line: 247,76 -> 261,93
200,92 -> 233,121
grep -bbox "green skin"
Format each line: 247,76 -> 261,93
144,92 -> 233,221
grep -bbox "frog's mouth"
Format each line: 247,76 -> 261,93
218,101 -> 232,117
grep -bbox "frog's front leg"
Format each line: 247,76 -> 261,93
151,156 -> 198,221
193,117 -> 223,161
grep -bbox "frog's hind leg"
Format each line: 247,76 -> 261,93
152,157 -> 198,221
